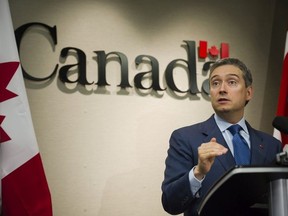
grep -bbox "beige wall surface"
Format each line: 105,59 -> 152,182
8,0 -> 287,215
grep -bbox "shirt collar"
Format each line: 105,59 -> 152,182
214,114 -> 248,134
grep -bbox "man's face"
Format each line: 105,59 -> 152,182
209,65 -> 253,116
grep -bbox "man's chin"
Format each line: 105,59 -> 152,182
215,108 -> 231,114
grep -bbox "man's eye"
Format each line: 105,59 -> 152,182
211,81 -> 220,86
228,80 -> 237,86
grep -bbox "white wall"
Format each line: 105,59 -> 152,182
8,0 -> 285,215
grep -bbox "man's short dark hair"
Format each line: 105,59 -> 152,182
209,58 -> 253,87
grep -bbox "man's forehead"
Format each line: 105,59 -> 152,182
211,72 -> 240,79
210,65 -> 242,78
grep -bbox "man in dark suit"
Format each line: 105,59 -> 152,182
161,58 -> 282,216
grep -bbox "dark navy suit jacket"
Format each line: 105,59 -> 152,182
161,115 -> 282,216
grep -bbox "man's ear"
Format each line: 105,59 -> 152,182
246,86 -> 253,101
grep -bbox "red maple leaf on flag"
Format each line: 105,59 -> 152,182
208,46 -> 219,57
0,62 -> 19,102
0,115 -> 11,142
0,61 -> 19,143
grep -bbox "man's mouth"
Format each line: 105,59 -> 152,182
218,98 -> 230,103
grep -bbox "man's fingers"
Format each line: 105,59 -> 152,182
210,137 -> 217,142
198,140 -> 228,157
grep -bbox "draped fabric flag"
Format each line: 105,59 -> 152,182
0,0 -> 53,215
273,31 -> 288,146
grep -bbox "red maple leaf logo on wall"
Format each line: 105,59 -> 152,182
0,62 -> 19,143
198,41 -> 229,59
208,46 -> 219,57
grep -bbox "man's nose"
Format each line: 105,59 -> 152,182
219,82 -> 227,92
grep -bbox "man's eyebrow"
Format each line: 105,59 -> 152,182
210,73 -> 240,80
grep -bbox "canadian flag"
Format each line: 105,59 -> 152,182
273,30 -> 288,146
0,0 -> 53,215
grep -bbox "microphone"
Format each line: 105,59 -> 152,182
272,116 -> 288,134
276,145 -> 288,166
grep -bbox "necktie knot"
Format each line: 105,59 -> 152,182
227,124 -> 250,165
228,124 -> 242,135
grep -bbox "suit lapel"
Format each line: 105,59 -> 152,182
246,123 -> 266,165
200,115 -> 236,171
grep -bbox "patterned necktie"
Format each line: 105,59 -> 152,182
228,124 -> 251,165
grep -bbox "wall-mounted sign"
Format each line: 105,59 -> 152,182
15,22 -> 229,96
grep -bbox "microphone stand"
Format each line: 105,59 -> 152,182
270,150 -> 288,216
269,177 -> 288,216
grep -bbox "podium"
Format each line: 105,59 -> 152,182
197,166 -> 288,216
